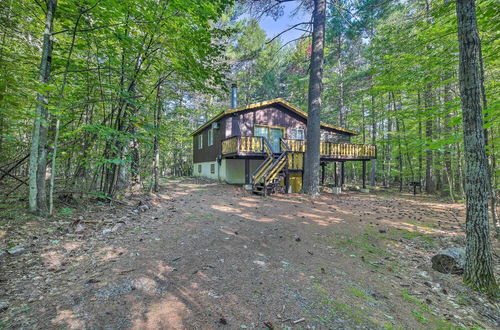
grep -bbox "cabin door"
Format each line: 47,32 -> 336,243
254,125 -> 284,153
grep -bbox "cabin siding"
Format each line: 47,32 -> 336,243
193,104 -> 351,163
228,115 -> 239,136
235,104 -> 350,142
193,119 -> 226,163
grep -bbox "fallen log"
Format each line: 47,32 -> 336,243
431,248 -> 465,275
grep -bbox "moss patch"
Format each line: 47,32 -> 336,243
401,289 -> 463,329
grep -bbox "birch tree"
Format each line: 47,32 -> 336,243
28,0 -> 57,216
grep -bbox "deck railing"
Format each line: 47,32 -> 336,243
222,136 -> 265,155
222,136 -> 376,159
321,142 -> 376,158
286,139 -> 376,159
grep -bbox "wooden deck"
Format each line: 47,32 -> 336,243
221,136 -> 376,161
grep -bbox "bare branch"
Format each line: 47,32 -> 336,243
266,22 -> 312,44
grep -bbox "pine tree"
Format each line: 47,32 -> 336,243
455,0 -> 498,296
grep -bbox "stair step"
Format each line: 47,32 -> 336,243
251,149 -> 290,196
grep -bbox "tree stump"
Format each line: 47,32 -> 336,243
431,248 -> 465,274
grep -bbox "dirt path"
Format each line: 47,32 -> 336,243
0,179 -> 498,329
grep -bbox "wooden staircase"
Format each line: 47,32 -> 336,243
252,138 -> 291,196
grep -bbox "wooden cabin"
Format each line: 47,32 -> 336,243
191,96 -> 376,195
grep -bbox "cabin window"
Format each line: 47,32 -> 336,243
210,164 -> 215,174
198,134 -> 203,149
254,125 -> 285,153
208,129 -> 214,146
198,164 -> 202,173
291,128 -> 305,140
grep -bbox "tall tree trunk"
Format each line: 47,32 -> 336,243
303,0 -> 326,195
418,92 -> 423,192
455,0 -> 497,296
385,94 -> 393,187
337,32 -> 346,127
401,119 -> 415,182
361,96 -> 366,144
49,10 -> 83,215
28,0 -> 57,216
391,92 -> 403,192
153,82 -> 161,192
443,75 -> 455,201
370,94 -> 376,186
424,85 -> 435,194
0,0 -> 12,153
477,32 -> 499,237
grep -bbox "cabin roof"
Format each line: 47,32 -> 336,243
190,98 -> 359,136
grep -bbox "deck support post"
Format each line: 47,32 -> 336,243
340,162 -> 345,186
334,162 -> 339,187
362,160 -> 366,189
285,171 -> 290,194
321,162 -> 325,185
245,159 -> 250,184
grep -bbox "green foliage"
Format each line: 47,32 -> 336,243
0,0 -> 498,205
0,0 -> 234,196
229,0 -> 498,199
58,207 -> 73,215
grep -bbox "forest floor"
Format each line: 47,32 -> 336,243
0,178 -> 499,329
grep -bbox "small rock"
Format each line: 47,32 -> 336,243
295,237 -> 301,242
111,223 -> 123,232
378,229 -> 387,233
102,228 -> 112,235
74,223 -> 86,233
7,245 -> 25,255
0,250 -> 5,258
219,317 -> 227,325
0,301 -> 9,312
419,271 -> 430,278
263,321 -> 274,329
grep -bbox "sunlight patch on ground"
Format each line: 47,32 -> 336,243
132,294 -> 189,330
270,196 -> 304,204
389,221 -> 460,237
52,308 -> 85,329
306,207 -> 340,216
307,217 -> 344,226
147,261 -> 175,279
211,204 -> 241,213
41,250 -> 65,271
95,246 -> 127,261
238,213 -> 276,222
63,241 -> 83,252
297,212 -> 323,219
238,201 -> 259,208
132,276 -> 158,295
